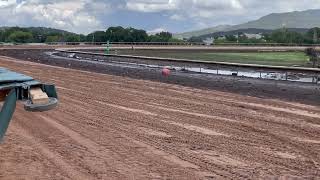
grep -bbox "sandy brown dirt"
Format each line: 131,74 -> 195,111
2,49 -> 319,106
0,56 -> 320,179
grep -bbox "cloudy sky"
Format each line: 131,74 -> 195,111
0,0 -> 320,34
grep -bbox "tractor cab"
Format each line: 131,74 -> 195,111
0,68 -> 58,142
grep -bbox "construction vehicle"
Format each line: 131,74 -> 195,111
0,68 -> 58,142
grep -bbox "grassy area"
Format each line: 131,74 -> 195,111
187,52 -> 310,66
113,50 -> 310,67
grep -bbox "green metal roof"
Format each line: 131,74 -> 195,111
0,68 -> 34,84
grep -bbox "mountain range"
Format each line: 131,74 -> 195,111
174,9 -> 320,39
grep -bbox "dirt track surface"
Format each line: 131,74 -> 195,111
1,49 -> 320,106
0,56 -> 320,179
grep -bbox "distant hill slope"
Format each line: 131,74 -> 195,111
230,9 -> 320,30
26,27 -> 75,35
174,25 -> 231,39
0,26 -> 75,35
198,28 -> 309,39
175,9 -> 320,39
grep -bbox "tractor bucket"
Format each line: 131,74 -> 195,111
24,84 -> 58,112
0,68 -> 59,142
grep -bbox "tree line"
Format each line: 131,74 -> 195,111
0,26 -> 182,43
1,26 -> 319,44
202,28 -> 320,44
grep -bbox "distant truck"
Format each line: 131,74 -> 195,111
0,68 -> 58,142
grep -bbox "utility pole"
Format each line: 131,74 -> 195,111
282,23 -> 286,43
92,33 -> 95,45
313,28 -> 318,44
105,40 -> 110,55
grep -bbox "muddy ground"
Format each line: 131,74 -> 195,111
0,55 -> 320,179
0,49 -> 319,106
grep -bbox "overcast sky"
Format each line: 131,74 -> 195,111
0,0 -> 320,34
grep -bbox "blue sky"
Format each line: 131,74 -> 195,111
0,0 -> 320,34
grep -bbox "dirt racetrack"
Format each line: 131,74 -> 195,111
0,56 -> 320,179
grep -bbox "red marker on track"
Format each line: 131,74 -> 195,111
162,67 -> 171,77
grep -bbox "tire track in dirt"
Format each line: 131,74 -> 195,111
56,80 -> 318,149
51,94 -> 251,178
57,95 -> 317,178
35,98 -> 207,179
36,115 -> 158,179
9,56 -> 320,123
1,56 -> 320,178
9,123 -> 92,180
55,78 -> 320,147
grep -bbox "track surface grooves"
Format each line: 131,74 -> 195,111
0,56 -> 319,179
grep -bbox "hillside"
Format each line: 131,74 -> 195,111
175,9 -> 320,39
0,26 -> 78,43
198,28 -> 309,40
174,25 -> 231,39
0,26 -> 74,35
230,9 -> 320,30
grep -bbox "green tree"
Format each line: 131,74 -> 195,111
127,28 -> 148,42
8,31 -> 33,43
45,36 -> 60,43
225,35 -> 237,42
148,32 -> 173,42
305,27 -> 320,44
168,38 -> 184,43
237,33 -> 248,43
157,32 -> 172,41
262,33 -> 272,42
148,35 -> 162,42
65,34 -> 80,42
188,36 -> 203,42
0,30 -> 5,42
79,34 -> 87,42
104,27 -> 148,42
87,31 -> 107,42
305,48 -> 319,67
105,26 -> 125,42
270,29 -> 304,44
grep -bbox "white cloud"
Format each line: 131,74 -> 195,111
124,0 -> 320,21
125,0 -> 244,15
192,0 -> 242,10
0,0 -> 112,34
170,14 -> 184,20
1,0 -> 320,34
14,1 -> 102,33
0,0 -> 16,8
147,27 -> 167,34
126,0 -> 177,12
